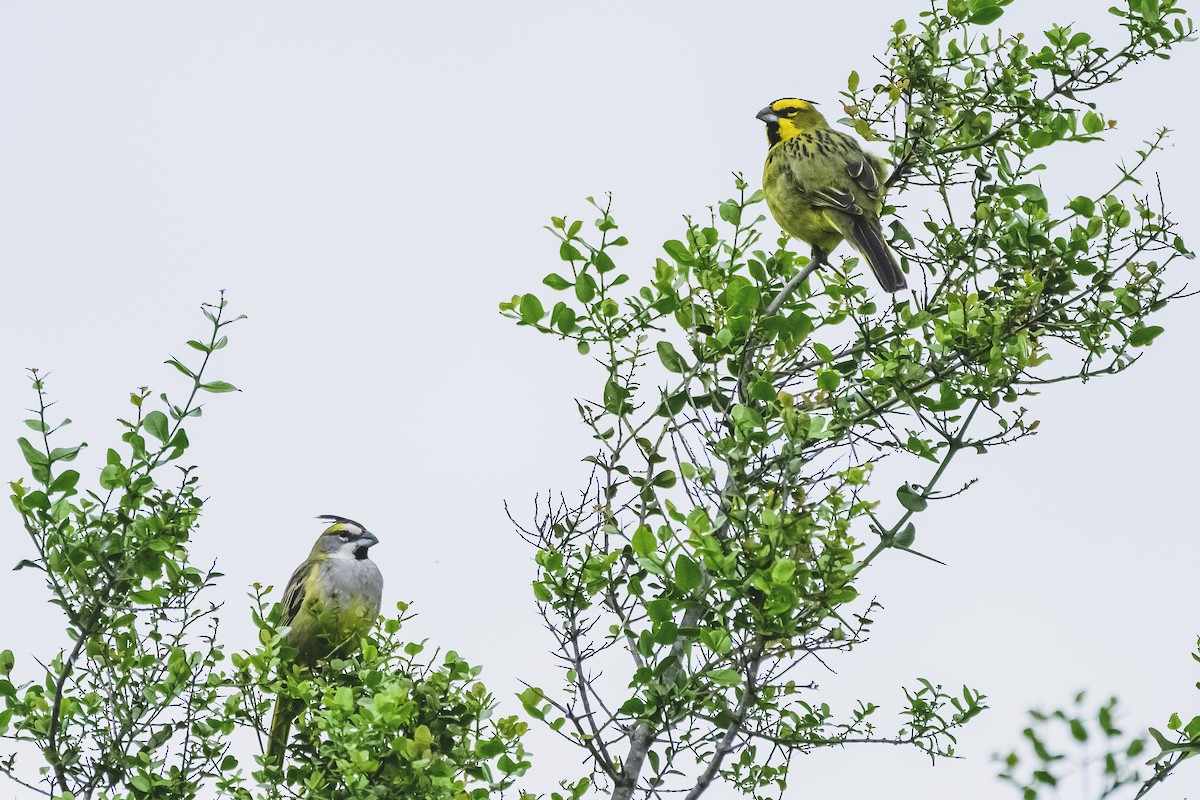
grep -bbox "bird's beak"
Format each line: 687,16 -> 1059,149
756,106 -> 779,124
360,531 -> 379,548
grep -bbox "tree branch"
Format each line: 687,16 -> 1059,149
684,648 -> 764,800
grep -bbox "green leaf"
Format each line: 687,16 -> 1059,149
1082,111 -> 1104,134
99,464 -> 123,490
748,380 -> 775,403
23,419 -> 47,433
854,119 -> 876,141
1068,196 -> 1096,217
200,381 -> 239,393
17,438 -> 48,467
707,669 -> 741,686
552,303 -> 577,334
674,554 -> 702,592
168,428 -> 189,453
1142,0 -> 1161,21
413,723 -> 433,752
618,697 -> 645,716
560,241 -> 584,262
49,445 -> 84,463
896,483 -> 929,513
575,274 -> 597,303
49,470 -> 80,493
730,404 -> 765,431
1027,130 -> 1053,148
143,410 -> 170,442
663,240 -> 693,265
894,522 -> 916,548
656,341 -> 688,374
703,628 -> 733,655
23,491 -> 50,510
848,70 -> 860,92
652,620 -> 679,645
164,358 -> 196,378
632,525 -> 656,557
812,343 -> 835,363
1129,326 -> 1164,347
970,6 -> 1004,24
718,201 -> 741,226
1015,184 -> 1045,203
1147,726 -> 1191,754
50,498 -> 72,522
644,597 -> 672,622
817,371 -> 841,392
519,294 -> 545,324
476,737 -> 506,759
543,273 -> 572,290
593,251 -> 617,273
1066,32 -> 1092,51
656,390 -> 688,417
603,379 -> 630,414
651,470 -> 676,489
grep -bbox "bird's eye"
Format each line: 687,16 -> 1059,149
339,532 -> 351,541
784,109 -> 799,117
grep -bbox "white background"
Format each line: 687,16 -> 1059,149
1,2 -> 1197,797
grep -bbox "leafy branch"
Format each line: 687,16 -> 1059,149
504,2 -> 1194,799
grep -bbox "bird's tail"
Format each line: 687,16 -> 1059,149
847,216 -> 907,293
267,692 -> 301,765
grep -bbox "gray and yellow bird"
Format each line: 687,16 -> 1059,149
266,515 -> 383,764
757,98 -> 907,293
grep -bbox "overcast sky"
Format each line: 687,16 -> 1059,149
1,2 -> 1198,798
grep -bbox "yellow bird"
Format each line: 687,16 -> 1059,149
266,515 -> 383,764
757,98 -> 907,293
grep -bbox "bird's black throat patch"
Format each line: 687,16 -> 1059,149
766,122 -> 782,148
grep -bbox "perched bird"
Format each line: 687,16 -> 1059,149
266,515 -> 383,764
757,98 -> 907,293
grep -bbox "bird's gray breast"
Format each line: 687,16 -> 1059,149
316,557 -> 384,615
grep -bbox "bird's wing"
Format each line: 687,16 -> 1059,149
279,559 -> 315,625
809,151 -> 887,217
810,186 -> 865,217
846,155 -> 883,199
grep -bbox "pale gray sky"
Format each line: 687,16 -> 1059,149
1,2 -> 1197,798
